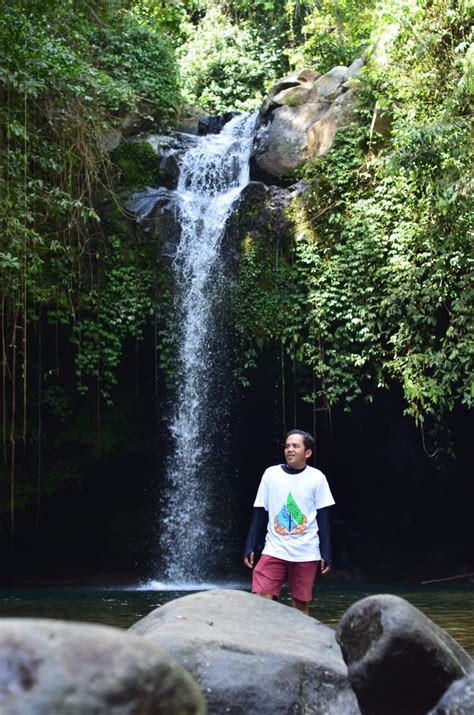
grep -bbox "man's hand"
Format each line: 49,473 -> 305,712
320,559 -> 331,575
243,552 -> 255,569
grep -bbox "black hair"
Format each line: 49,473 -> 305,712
285,429 -> 314,452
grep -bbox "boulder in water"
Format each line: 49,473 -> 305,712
129,588 -> 361,715
0,618 -> 206,715
336,594 -> 473,715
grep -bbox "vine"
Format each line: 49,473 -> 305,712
0,1 -> 180,530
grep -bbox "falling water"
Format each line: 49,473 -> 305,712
160,113 -> 257,583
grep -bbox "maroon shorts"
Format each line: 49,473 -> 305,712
252,554 -> 318,602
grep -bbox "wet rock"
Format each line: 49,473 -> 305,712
336,594 -> 473,715
198,112 -> 240,135
126,186 -> 177,222
223,180 -> 295,260
125,186 -> 180,258
158,133 -> 200,185
254,58 -> 363,176
130,588 -> 360,715
428,672 -> 474,714
0,618 -> 206,715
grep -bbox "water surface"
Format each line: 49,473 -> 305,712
1,581 -> 472,655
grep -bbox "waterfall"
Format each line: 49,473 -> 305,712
160,112 -> 257,583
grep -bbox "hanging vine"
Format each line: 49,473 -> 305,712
0,1 -> 180,533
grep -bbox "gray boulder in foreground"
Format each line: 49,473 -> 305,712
0,618 -> 206,715
336,594 -> 473,715
130,588 -> 360,715
428,671 -> 474,714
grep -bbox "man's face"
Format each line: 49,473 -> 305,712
284,434 -> 312,469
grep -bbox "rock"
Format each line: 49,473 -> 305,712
176,103 -> 207,135
428,672 -> 474,714
159,133 -> 200,185
125,186 -> 180,257
130,133 -> 175,155
0,618 -> 206,715
272,83 -> 313,108
126,186 -> 176,222
111,139 -> 166,191
307,89 -> 355,157
260,69 -> 320,118
336,594 -> 473,715
223,180 -> 295,261
254,58 -> 363,176
103,128 -> 122,152
254,103 -> 329,175
198,112 -> 240,136
130,588 -> 361,715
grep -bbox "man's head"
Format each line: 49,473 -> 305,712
286,429 -> 314,452
284,429 -> 314,469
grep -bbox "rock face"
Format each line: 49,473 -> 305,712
130,588 -> 361,715
125,186 -> 180,257
198,112 -> 240,135
0,618 -> 206,715
428,672 -> 474,714
336,594 -> 473,715
175,103 -> 207,135
253,59 -> 363,176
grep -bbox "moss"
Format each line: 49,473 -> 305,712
286,195 -> 317,244
112,140 -> 162,190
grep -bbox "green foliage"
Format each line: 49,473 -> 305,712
129,0 -> 383,111
234,0 -> 473,425
73,237 -> 154,404
0,0 -> 180,394
1,0 -> 472,515
131,0 -> 206,42
112,141 -> 161,190
92,20 -> 180,126
290,0 -> 376,72
0,0 -> 180,520
176,7 -> 286,113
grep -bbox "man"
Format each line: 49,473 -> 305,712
243,429 -> 335,615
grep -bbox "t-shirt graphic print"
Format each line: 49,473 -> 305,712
274,492 -> 307,535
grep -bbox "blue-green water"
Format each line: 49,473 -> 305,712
0,581 -> 473,655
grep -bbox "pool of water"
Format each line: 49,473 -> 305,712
0,581 -> 472,655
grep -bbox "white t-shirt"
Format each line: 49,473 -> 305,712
253,464 -> 335,562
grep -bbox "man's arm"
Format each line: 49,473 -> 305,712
243,507 -> 268,569
317,506 -> 332,575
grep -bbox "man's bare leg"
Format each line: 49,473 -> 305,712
291,597 -> 310,615
256,593 -> 274,600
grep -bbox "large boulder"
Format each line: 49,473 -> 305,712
130,588 -> 361,715
336,594 -> 473,715
253,59 -> 363,176
0,618 -> 206,715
